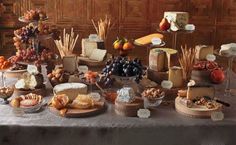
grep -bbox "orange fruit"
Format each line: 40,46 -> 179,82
123,42 -> 133,50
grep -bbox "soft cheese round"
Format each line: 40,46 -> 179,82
53,83 -> 88,101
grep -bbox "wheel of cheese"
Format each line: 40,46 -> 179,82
147,68 -> 168,84
115,97 -> 144,117
191,70 -> 211,83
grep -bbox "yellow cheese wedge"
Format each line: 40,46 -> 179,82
134,33 -> 164,46
187,86 -> 215,100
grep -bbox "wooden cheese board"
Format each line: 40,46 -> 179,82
49,100 -> 107,118
147,68 -> 168,84
175,97 -> 222,118
115,97 -> 144,117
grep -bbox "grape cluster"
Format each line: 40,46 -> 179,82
100,56 -> 146,86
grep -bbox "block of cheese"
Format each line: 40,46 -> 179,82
220,43 -> 236,57
164,12 -> 189,29
187,85 -> 215,100
89,49 -> 107,62
195,45 -> 214,60
149,49 -> 165,71
149,48 -> 178,71
53,83 -> 87,101
116,87 -> 135,103
158,48 -> 178,70
81,38 -> 98,57
168,66 -> 183,88
134,33 -> 164,46
62,55 -> 78,73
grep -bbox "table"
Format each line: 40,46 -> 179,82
0,78 -> 236,145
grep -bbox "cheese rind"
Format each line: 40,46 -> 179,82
195,45 -> 214,60
149,49 -> 165,71
53,83 -> 88,101
168,66 -> 183,88
187,86 -> 215,100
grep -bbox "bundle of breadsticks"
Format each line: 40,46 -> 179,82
54,28 -> 79,57
178,45 -> 196,81
91,15 -> 114,41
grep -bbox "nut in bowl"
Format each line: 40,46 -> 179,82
142,88 -> 165,108
0,87 -> 14,104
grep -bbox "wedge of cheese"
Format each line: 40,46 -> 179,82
187,85 -> 215,100
89,49 -> 107,62
158,48 -> 178,70
168,66 -> 183,88
53,83 -> 88,101
81,38 -> 98,57
149,48 -> 178,71
195,45 -> 214,60
134,33 -> 164,46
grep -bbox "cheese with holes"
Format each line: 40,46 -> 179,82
53,83 -> 87,101
195,45 -> 214,60
187,86 -> 215,100
164,12 -> 189,29
168,66 -> 183,88
89,49 -> 107,62
149,49 -> 165,71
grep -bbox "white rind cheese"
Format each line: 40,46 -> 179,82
53,83 -> 88,101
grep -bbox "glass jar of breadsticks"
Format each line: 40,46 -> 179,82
54,28 -> 79,58
178,45 -> 196,84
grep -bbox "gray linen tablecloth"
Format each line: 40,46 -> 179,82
0,76 -> 236,145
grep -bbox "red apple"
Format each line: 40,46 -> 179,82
210,69 -> 225,84
159,18 -> 170,31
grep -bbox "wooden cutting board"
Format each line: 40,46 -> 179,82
49,101 -> 106,118
175,97 -> 222,118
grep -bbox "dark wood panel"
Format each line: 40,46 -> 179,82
0,0 -> 236,60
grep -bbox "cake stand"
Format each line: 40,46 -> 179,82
156,29 -> 194,50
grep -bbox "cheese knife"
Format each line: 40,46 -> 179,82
203,96 -> 230,107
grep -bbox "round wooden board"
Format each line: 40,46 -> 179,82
115,97 -> 144,117
49,101 -> 107,118
175,97 -> 222,118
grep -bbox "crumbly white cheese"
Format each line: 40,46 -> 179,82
116,87 -> 135,103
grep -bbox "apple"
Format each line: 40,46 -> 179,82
159,18 -> 170,31
210,69 -> 225,84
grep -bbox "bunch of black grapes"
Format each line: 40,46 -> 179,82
100,56 -> 146,86
21,26 -> 39,43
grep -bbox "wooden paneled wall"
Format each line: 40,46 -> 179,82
1,0 -> 236,62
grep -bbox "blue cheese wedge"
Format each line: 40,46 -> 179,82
116,87 -> 135,103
